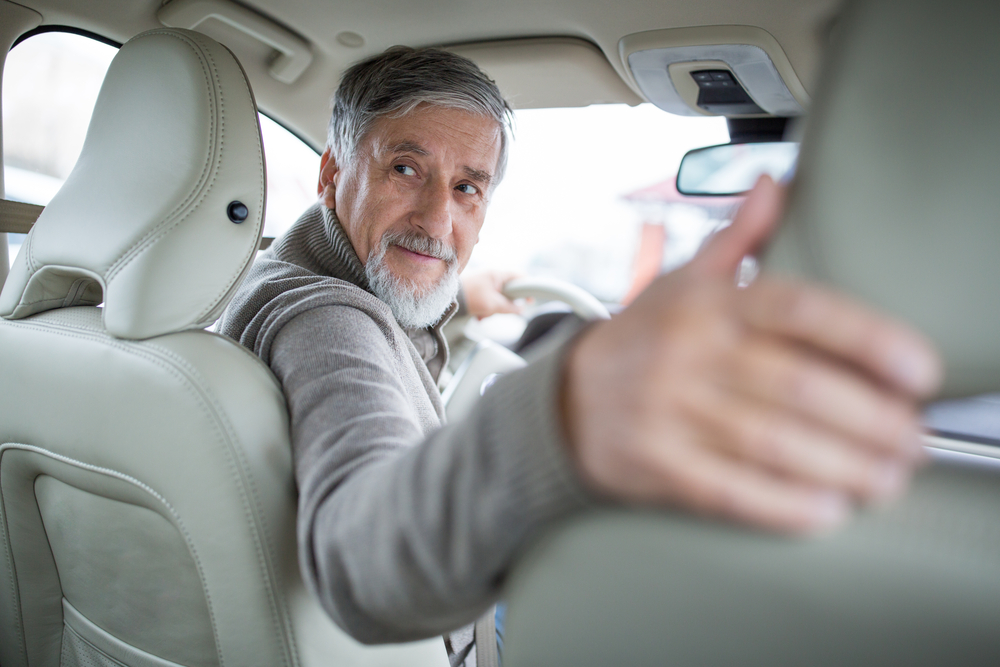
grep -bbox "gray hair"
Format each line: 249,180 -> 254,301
327,46 -> 514,187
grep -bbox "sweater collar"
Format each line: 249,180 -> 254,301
320,204 -> 370,291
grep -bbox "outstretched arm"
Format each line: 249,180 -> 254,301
272,301 -> 587,643
274,176 -> 941,644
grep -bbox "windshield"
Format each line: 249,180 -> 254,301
470,104 -> 731,304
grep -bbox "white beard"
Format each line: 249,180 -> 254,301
365,229 -> 460,329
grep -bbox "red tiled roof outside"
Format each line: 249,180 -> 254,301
622,222 -> 667,305
623,176 -> 742,209
621,175 -> 743,302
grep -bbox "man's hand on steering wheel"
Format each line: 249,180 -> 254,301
561,176 -> 942,535
461,268 -> 524,319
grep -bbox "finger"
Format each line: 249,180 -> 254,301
741,279 -> 942,397
688,175 -> 785,280
691,392 -> 913,501
728,335 -> 925,459
495,270 -> 524,288
487,294 -> 522,315
648,441 -> 852,534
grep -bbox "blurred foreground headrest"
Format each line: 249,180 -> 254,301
763,0 -> 1000,398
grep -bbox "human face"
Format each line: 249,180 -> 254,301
317,104 -> 502,295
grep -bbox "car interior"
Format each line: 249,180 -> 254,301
0,0 -> 998,665
502,1 -> 1000,664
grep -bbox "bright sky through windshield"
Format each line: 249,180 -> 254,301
471,104 -> 728,300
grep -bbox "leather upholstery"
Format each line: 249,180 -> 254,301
764,0 -> 1000,397
503,463 -> 1000,666
502,0 -> 1000,663
0,29 -> 265,340
0,28 -> 447,667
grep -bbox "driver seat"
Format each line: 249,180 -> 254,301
0,28 -> 446,667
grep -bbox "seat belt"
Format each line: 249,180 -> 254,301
474,606 -> 500,667
0,198 -> 275,249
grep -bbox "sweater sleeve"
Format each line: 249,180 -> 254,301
269,305 -> 592,643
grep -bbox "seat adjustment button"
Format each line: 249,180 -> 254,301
227,201 -> 249,223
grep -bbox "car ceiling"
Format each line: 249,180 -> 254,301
10,0 -> 842,149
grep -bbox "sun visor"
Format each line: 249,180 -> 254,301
449,38 -> 641,109
620,26 -> 809,117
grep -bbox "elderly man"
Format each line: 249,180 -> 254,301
220,47 -> 939,666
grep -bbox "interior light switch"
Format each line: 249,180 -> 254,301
690,69 -> 764,115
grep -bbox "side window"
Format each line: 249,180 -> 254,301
258,115 -> 321,240
2,30 -> 319,267
2,32 -> 115,264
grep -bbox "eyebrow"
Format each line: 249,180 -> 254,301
463,166 -> 493,187
387,140 -> 494,187
387,140 -> 429,156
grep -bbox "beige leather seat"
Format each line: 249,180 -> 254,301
502,0 -> 1000,664
0,28 -> 446,667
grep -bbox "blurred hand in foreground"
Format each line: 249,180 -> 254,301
461,268 -> 523,319
562,176 -> 942,534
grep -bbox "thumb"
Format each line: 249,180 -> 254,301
688,175 -> 785,280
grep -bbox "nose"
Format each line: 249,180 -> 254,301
411,179 -> 453,239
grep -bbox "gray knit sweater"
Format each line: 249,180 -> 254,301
219,203 -> 589,655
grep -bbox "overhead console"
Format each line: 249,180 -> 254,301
620,26 -> 810,117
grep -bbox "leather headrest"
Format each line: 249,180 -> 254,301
0,28 -> 264,339
763,0 -> 1000,398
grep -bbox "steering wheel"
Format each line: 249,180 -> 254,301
443,276 -> 609,422
502,276 -> 611,321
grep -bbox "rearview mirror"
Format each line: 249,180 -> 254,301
676,142 -> 799,196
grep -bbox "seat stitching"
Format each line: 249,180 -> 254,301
140,333 -> 294,667
131,32 -> 287,663
192,39 -> 266,326
1,443 -> 201,667
7,30 -> 217,320
190,38 -> 229,322
105,30 -> 219,281
0,322 -> 227,667
145,336 -> 294,667
2,316 -> 291,667
11,295 -> 86,308
61,278 -> 89,308
62,622 -> 127,667
25,225 -> 36,274
7,30 -> 263,339
0,449 -> 29,665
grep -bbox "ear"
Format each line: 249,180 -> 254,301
317,148 -> 339,209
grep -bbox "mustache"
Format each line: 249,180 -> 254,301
381,229 -> 458,265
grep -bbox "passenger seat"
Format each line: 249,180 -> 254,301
0,28 -> 447,667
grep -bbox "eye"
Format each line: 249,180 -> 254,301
394,164 -> 416,176
456,183 -> 479,195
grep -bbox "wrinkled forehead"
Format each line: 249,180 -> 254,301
362,104 -> 506,181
